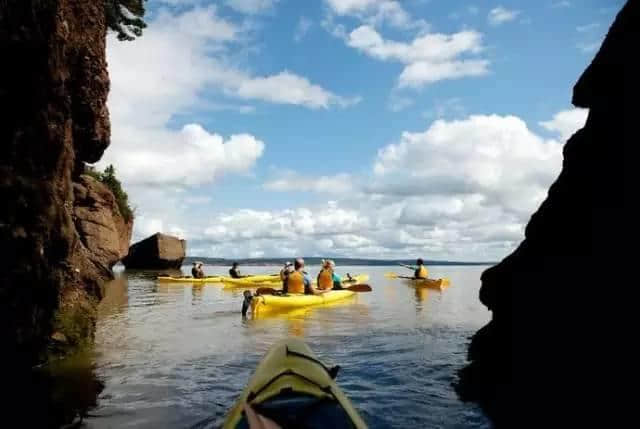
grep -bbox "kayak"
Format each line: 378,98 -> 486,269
156,276 -> 222,283
251,290 -> 355,316
223,338 -> 366,429
403,277 -> 451,290
222,275 -> 282,288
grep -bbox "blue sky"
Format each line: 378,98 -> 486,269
100,0 -> 622,260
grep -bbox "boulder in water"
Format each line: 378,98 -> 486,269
122,233 -> 186,269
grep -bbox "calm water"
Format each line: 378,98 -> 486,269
52,265 -> 491,428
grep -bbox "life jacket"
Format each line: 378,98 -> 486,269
415,265 -> 428,279
287,270 -> 305,294
318,268 -> 334,290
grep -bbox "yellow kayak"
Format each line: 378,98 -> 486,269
156,276 -> 222,283
222,275 -> 282,287
311,273 -> 369,286
404,277 -> 451,290
251,290 -> 355,316
223,338 -> 367,428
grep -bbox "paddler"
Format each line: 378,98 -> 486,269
280,261 -> 293,281
282,258 -> 317,295
413,258 -> 428,279
317,259 -> 344,290
229,262 -> 246,279
192,261 -> 205,279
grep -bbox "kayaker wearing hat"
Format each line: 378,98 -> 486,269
280,261 -> 293,282
317,259 -> 344,290
283,258 -> 317,295
192,262 -> 205,279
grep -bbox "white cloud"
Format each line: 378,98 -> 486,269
576,22 -> 600,32
540,108 -> 588,141
152,109 -> 582,261
372,114 -> 565,216
234,71 -> 361,109
577,42 -> 600,53
346,25 -> 488,87
294,17 -> 313,42
324,0 -> 427,30
225,0 -> 278,14
264,172 -> 354,194
488,6 -> 520,26
388,95 -> 414,112
104,124 -> 264,186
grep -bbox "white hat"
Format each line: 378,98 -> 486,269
285,261 -> 292,266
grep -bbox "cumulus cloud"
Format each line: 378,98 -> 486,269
264,172 -> 354,194
540,108 -> 588,141
225,0 -> 278,14
324,0 -> 428,30
488,6 -> 520,26
346,25 -> 488,87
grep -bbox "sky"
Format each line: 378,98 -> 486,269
98,0 -> 622,261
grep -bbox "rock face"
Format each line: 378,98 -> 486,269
73,174 -> 133,269
0,0 -> 112,368
456,1 -> 634,425
123,233 -> 186,269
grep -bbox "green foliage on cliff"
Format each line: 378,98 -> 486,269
106,0 -> 147,41
85,165 -> 134,222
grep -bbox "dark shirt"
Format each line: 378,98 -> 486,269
229,267 -> 241,278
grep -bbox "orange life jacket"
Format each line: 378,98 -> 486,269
318,268 -> 334,290
287,270 -> 305,294
416,265 -> 428,279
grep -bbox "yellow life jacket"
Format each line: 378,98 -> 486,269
318,268 -> 334,290
287,270 -> 305,294
416,265 -> 428,279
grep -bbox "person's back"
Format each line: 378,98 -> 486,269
283,258 -> 314,295
195,265 -> 205,279
317,267 -> 334,290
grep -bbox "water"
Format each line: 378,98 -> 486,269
51,265 -> 491,428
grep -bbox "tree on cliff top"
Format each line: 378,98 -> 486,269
86,165 -> 134,222
106,0 -> 147,41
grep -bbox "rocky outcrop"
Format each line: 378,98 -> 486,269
456,1 -> 634,425
73,174 -> 132,269
0,0 -> 112,368
123,233 -> 186,269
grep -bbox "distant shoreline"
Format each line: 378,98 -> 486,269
183,256 -> 496,266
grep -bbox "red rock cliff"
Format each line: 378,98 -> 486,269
0,0 -> 116,367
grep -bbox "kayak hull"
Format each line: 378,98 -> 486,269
404,277 -> 450,290
222,276 -> 282,288
223,338 -> 366,429
252,290 -> 355,315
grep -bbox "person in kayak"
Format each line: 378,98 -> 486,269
280,261 -> 293,281
229,262 -> 245,278
317,259 -> 343,290
282,258 -> 317,295
413,258 -> 428,279
192,262 -> 205,278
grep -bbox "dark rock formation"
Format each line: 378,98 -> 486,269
123,233 -> 186,269
73,174 -> 133,269
0,0 -> 112,368
456,1 -> 634,425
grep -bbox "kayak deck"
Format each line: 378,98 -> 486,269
156,276 -> 222,283
251,290 -> 356,316
223,338 -> 366,428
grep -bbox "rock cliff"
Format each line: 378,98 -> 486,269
456,1 -> 635,425
0,0 -> 115,367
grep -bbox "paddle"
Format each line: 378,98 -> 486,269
399,263 -> 415,271
255,284 -> 372,295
